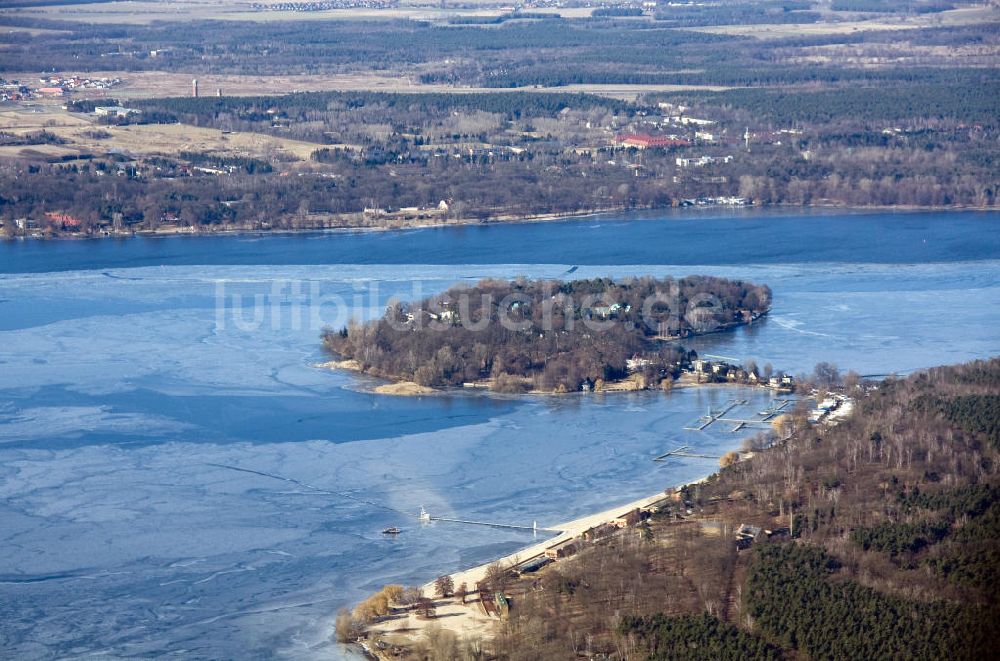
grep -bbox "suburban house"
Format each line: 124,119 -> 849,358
736,523 -> 763,550
583,522 -> 617,542
611,508 -> 643,529
94,106 -> 141,119
676,155 -> 733,168
545,539 -> 579,559
516,556 -> 552,574
626,355 -> 652,373
591,302 -> 629,318
44,212 -> 82,230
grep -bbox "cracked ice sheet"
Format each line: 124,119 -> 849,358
0,386 -> 771,660
1,260 -> 998,659
0,265 -> 550,396
1,262 -> 997,397
0,405 -> 195,444
0,431 -> 470,659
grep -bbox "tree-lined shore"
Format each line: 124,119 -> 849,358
343,357 -> 1000,660
321,276 -> 771,394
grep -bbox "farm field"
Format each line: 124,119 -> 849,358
0,102 -> 333,162
15,0 -> 592,24
4,71 -> 730,101
690,5 -> 999,38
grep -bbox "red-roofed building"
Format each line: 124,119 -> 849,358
45,212 -> 82,230
615,133 -> 690,149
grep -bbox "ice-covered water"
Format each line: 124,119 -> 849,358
1,209 -> 998,659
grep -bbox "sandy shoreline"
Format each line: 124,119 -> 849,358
350,390 -> 809,654
316,358 -> 656,397
314,360 -> 440,397
347,381 -> 793,652
315,355 -> 786,398
421,485 -> 688,594
359,479 -> 707,652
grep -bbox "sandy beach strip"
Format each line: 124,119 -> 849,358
418,486 -> 688,595
363,486 -> 687,647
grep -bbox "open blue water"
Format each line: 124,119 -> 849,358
1,208 -> 998,659
1,208 -> 998,275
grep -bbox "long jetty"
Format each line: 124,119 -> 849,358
653,445 -> 722,461
427,515 -> 558,533
207,462 -> 554,534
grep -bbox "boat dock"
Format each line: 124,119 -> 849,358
684,397 -> 798,433
758,398 -> 794,418
684,399 -> 746,431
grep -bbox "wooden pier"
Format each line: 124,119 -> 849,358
757,398 -> 796,420
715,417 -> 773,432
684,399 -> 747,431
425,515 -> 557,533
685,397 -> 797,433
653,445 -> 722,461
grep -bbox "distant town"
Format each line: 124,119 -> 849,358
2,0 -> 995,238
0,76 -> 123,103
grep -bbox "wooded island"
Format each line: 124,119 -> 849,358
322,275 -> 770,393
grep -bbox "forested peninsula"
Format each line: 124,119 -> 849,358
321,276 -> 770,393
344,358 -> 1000,660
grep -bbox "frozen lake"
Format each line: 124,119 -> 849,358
1,209 -> 998,658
